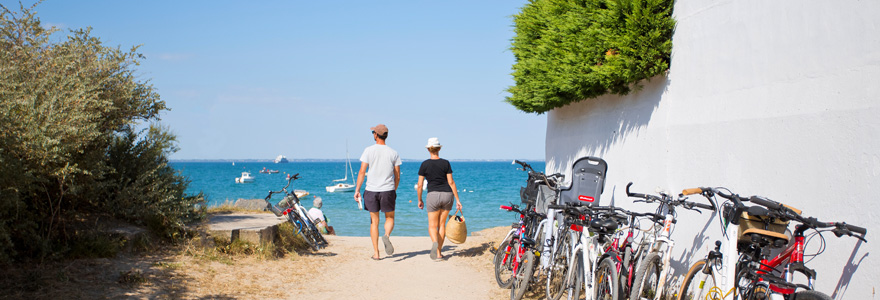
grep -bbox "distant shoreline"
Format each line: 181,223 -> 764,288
170,158 -> 545,163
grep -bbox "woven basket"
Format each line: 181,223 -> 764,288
446,210 -> 467,244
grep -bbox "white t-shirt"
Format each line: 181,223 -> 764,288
308,207 -> 325,223
359,144 -> 402,192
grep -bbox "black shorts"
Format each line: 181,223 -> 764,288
364,190 -> 397,213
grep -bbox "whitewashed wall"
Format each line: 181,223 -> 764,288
544,0 -> 879,298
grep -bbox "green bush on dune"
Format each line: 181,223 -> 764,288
0,3 -> 204,263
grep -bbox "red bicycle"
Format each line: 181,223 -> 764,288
678,187 -> 867,300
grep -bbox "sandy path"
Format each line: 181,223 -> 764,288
0,225 -> 515,299
290,233 -> 507,299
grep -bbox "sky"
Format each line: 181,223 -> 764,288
14,0 -> 546,160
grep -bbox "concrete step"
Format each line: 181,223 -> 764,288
206,213 -> 287,245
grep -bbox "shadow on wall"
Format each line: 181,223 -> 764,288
545,75 -> 669,175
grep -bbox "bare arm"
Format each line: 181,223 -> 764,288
447,173 -> 462,211
393,165 -> 401,190
354,162 -> 368,202
416,175 -> 425,209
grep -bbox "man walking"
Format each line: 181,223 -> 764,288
354,124 -> 402,260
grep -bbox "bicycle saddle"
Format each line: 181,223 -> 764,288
589,218 -> 618,235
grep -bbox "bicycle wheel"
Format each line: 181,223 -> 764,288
305,221 -> 328,249
494,236 -> 516,288
595,257 -> 620,300
629,252 -> 661,300
791,290 -> 832,300
296,206 -> 328,249
547,232 -> 573,300
511,243 -> 537,300
677,259 -> 716,300
289,213 -> 319,251
565,249 -> 584,300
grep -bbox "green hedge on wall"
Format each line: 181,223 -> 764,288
507,0 -> 675,114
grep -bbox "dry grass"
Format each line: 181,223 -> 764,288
206,199 -> 268,214
0,210 -> 320,300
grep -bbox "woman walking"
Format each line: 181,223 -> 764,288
416,137 -> 463,260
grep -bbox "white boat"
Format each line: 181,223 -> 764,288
294,189 -> 309,199
274,155 -> 289,163
235,172 -> 255,183
414,179 -> 428,191
326,143 -> 356,193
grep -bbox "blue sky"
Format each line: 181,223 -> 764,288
20,0 -> 545,160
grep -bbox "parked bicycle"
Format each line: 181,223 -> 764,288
546,203 -> 629,300
262,173 -> 328,251
497,203 -> 548,300
677,187 -> 866,300
624,182 -> 715,300
493,160 -> 554,298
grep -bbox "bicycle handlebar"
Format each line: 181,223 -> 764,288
628,182 -> 715,211
513,160 -> 534,172
625,182 -> 662,202
687,201 -> 715,210
263,173 -> 301,200
683,186 -> 867,241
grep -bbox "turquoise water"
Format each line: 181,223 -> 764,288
171,160 -> 544,237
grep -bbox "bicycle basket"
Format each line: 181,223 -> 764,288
534,184 -> 556,214
737,212 -> 789,243
520,172 -> 542,204
559,156 -> 607,206
268,195 -> 297,217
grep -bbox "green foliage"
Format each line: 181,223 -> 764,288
0,3 -> 204,263
507,0 -> 675,113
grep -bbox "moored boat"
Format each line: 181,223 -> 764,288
235,172 -> 255,183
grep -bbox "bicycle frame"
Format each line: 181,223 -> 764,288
754,224 -> 812,295
571,226 -> 611,298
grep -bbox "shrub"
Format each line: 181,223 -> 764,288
0,3 -> 203,263
507,0 -> 675,113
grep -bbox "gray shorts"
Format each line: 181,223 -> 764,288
426,191 -> 454,212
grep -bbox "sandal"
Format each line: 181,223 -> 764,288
430,242 -> 438,260
382,235 -> 394,255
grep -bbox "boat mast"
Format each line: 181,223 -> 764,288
346,140 -> 355,184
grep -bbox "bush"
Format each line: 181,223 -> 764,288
0,3 -> 203,263
507,0 -> 675,113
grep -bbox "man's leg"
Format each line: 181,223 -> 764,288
384,211 -> 395,236
370,211 -> 380,259
380,191 -> 396,255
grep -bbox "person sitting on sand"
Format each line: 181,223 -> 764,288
308,197 -> 335,235
416,137 -> 462,260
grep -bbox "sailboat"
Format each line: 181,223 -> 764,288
326,143 -> 356,193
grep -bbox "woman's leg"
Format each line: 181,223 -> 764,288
427,210 -> 441,244
436,208 -> 451,258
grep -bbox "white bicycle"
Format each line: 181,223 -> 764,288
625,183 -> 715,300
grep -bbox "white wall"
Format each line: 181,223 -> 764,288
544,0 -> 880,298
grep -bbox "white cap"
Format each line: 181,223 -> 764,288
425,137 -> 442,148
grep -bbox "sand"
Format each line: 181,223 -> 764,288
0,226 -> 519,300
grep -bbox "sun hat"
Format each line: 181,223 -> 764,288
371,124 -> 388,135
313,197 -> 323,208
425,137 -> 442,148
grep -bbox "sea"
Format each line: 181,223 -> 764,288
171,160 -> 545,237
